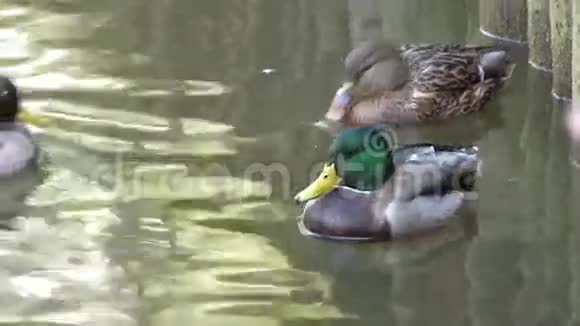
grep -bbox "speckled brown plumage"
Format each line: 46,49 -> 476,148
325,41 -> 515,126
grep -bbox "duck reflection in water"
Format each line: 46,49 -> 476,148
567,108 -> 580,142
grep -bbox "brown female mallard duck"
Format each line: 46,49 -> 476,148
324,41 -> 516,126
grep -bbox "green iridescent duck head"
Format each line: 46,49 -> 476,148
295,125 -> 398,203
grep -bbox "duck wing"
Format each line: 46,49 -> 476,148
369,147 -> 477,238
401,43 -> 512,94
387,144 -> 479,202
411,53 -> 481,93
400,43 -> 499,71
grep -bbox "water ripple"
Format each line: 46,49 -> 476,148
16,73 -> 231,97
0,2 -> 347,325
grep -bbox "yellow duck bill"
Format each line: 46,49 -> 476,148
294,163 -> 342,203
17,110 -> 51,127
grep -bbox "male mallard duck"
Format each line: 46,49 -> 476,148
0,75 -> 43,176
324,41 -> 516,126
294,125 -> 480,241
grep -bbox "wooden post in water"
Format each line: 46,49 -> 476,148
571,5 -> 580,316
479,0 -> 527,42
573,0 -> 580,102
550,0 -> 572,99
573,0 -> 580,165
527,0 -> 552,70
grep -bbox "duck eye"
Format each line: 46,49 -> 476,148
323,175 -> 328,179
